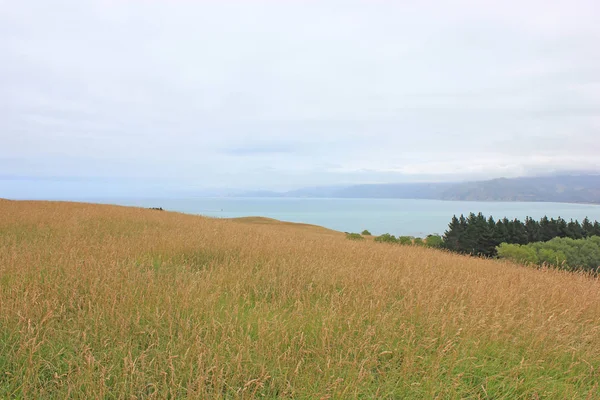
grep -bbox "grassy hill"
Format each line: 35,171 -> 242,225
1,200 -> 600,398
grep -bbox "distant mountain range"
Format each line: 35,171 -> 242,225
237,175 -> 600,204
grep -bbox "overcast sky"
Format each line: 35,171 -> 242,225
1,0 -> 600,197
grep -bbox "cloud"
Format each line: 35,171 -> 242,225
1,0 -> 599,196
220,142 -> 299,156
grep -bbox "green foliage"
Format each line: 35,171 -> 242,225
374,233 -> 398,244
496,243 -> 539,264
398,236 -> 413,245
497,236 -> 600,271
444,213 -> 600,258
537,248 -> 567,268
361,230 -> 372,236
413,237 -> 425,246
425,235 -> 444,248
346,233 -> 365,241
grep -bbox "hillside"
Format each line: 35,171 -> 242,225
438,175 -> 600,203
1,200 -> 600,398
239,174 -> 600,204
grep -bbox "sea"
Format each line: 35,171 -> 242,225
85,198 -> 600,237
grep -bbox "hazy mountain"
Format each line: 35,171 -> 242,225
332,183 -> 452,199
437,175 -> 600,203
237,174 -> 600,204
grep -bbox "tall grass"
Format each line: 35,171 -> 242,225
1,199 -> 599,398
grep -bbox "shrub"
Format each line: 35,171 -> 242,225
413,238 -> 425,246
346,233 -> 365,241
425,235 -> 444,248
497,243 -> 538,264
497,236 -> 600,271
398,236 -> 413,245
374,233 -> 398,244
537,248 -> 567,268
361,230 -> 372,236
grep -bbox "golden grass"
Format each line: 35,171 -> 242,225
1,200 -> 599,398
226,216 -> 343,237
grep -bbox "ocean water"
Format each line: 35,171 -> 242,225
86,198 -> 600,237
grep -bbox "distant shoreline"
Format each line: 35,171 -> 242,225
236,174 -> 600,204
4,198 -> 600,239
3,196 -> 600,207
230,196 -> 600,206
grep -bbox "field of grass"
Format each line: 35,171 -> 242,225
1,199 -> 600,399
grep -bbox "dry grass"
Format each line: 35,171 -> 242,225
1,200 -> 599,399
226,216 -> 342,237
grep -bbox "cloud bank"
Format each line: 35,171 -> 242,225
1,0 -> 599,196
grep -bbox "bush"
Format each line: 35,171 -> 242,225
374,233 -> 398,244
425,235 -> 444,248
537,248 -> 567,268
497,236 -> 600,271
497,243 -> 538,264
346,233 -> 365,241
398,236 -> 412,245
361,230 -> 372,236
413,238 -> 425,246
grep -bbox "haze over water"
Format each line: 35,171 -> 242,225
88,198 -> 600,237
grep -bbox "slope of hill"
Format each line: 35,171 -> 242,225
1,201 -> 600,398
239,174 -> 600,203
438,175 -> 600,202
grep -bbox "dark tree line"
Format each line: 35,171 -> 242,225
443,213 -> 600,257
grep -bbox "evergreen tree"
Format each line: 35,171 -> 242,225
487,216 -> 496,229
494,219 -> 509,246
575,219 -> 584,237
477,214 -> 497,256
458,214 -> 468,253
487,216 -> 501,250
557,217 -> 569,238
594,221 -> 600,237
506,219 -> 518,243
549,218 -> 560,239
582,217 -> 594,238
567,219 -> 584,239
539,216 -> 553,241
512,218 -> 528,245
525,216 -> 541,243
443,215 -> 461,251
462,213 -> 479,254
441,214 -> 600,258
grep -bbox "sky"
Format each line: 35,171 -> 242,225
1,0 -> 600,198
